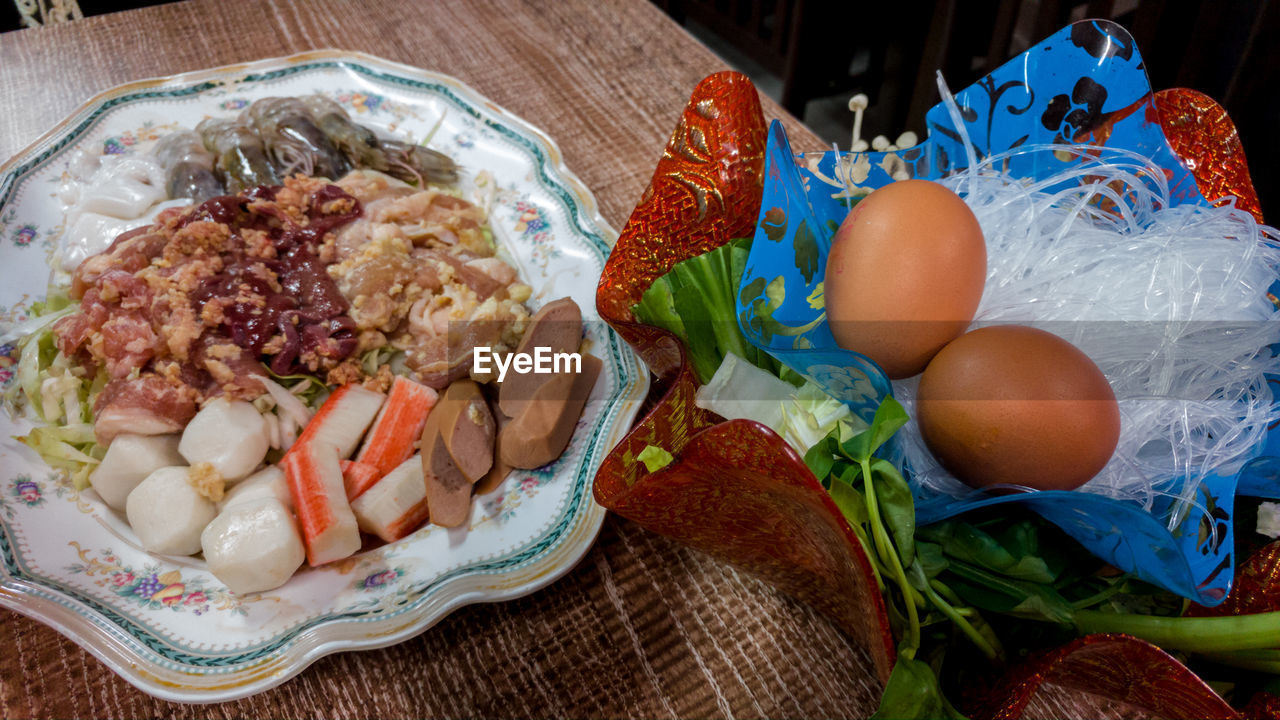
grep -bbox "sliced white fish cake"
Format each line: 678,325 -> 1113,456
219,466 -> 293,513
179,398 -> 269,481
201,497 -> 305,595
125,466 -> 216,556
89,433 -> 184,510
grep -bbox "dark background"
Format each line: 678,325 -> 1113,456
657,0 -> 1280,222
4,0 -> 1276,221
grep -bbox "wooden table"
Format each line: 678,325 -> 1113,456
0,1 -> 1137,717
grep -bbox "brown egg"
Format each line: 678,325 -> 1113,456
916,325 -> 1120,491
824,179 -> 986,379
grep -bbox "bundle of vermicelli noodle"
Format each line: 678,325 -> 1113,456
892,105 -> 1280,526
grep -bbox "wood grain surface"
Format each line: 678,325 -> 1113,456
0,1 -> 1144,717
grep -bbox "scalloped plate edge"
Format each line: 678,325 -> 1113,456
0,49 -> 648,702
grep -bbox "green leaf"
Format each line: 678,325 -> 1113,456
904,557 -> 932,594
841,396 -> 909,462
870,458 -> 916,566
637,445 -> 674,473
793,220 -> 820,284
780,384 -> 858,455
30,294 -> 72,316
17,424 -> 104,491
264,366 -> 335,409
944,561 -> 1077,626
968,509 -> 1095,584
777,364 -> 807,388
918,520 -> 1057,585
993,525 -> 1064,586
633,272 -> 684,335
632,238 -> 775,384
670,274 -> 729,382
832,460 -> 864,486
885,597 -> 910,639
802,435 -> 838,482
728,241 -> 752,298
916,541 -> 949,579
872,657 -> 969,720
828,474 -> 869,530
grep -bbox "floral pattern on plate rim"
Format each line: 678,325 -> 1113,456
0,53 -> 642,699
67,542 -> 245,617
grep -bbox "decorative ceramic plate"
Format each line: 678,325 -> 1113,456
0,51 -> 647,702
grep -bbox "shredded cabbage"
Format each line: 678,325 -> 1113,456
778,383 -> 864,453
360,344 -> 397,377
5,290 -> 108,490
263,366 -> 330,409
253,374 -> 314,428
695,352 -> 866,456
0,291 -> 75,348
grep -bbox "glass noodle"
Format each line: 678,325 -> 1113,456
895,79 -> 1280,526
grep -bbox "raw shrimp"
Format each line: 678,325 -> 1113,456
152,130 -> 223,201
196,118 -> 280,193
301,95 -> 457,187
302,95 -> 388,172
380,139 -> 459,187
245,97 -> 350,180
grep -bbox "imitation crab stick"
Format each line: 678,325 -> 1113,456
355,376 -> 438,477
350,454 -> 432,543
340,459 -> 382,501
282,441 -> 362,566
289,384 -> 385,460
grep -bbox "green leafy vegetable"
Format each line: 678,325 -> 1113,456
631,237 -> 779,383
778,382 -> 863,453
813,397 -> 1005,713
804,388 -> 1280,715
872,656 -> 969,720
802,435 -> 840,482
841,396 -> 908,461
944,561 -> 1077,627
869,458 -> 916,567
917,520 -> 1059,585
29,290 -> 74,316
915,541 -> 949,579
695,352 -> 865,460
695,352 -> 796,431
